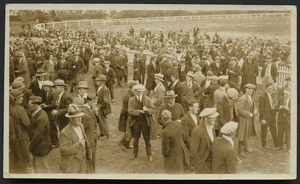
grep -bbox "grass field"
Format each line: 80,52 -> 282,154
9,15 -> 292,176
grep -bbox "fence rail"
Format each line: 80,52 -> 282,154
34,12 -> 291,30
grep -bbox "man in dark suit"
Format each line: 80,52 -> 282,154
50,79 -> 73,147
95,74 -> 111,139
69,51 -> 85,92
259,82 -> 279,149
212,121 -> 239,174
102,61 -> 115,102
276,88 -> 291,153
161,55 -> 172,77
227,57 -> 241,87
190,108 -> 219,174
80,43 -> 92,73
215,88 -> 238,136
28,96 -> 52,173
138,50 -> 147,84
59,105 -> 92,173
181,71 -> 201,112
161,110 -> 190,174
157,90 -> 185,125
145,55 -> 159,96
261,55 -> 278,92
128,84 -> 156,161
29,68 -> 47,102
168,71 -> 183,104
181,101 -> 200,150
178,58 -> 192,82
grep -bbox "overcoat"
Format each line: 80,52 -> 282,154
181,112 -> 199,150
118,90 -> 134,132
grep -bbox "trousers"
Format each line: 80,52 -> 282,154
131,118 -> 151,157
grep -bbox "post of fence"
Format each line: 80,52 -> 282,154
78,21 -> 80,27
126,19 -> 128,24
52,23 -> 54,28
91,20 -> 93,27
65,21 -> 67,28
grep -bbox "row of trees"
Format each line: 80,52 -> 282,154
10,9 -> 290,22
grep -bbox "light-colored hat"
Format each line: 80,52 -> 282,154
15,51 -> 23,57
77,81 -> 89,89
133,84 -> 145,92
199,108 -> 219,118
93,58 -> 100,63
161,109 -> 172,120
227,88 -> 239,99
13,76 -> 24,84
164,90 -> 178,99
99,50 -> 106,54
72,97 -> 85,106
206,71 -> 213,76
35,68 -> 47,76
95,74 -> 106,81
230,57 -> 238,61
211,76 -> 219,83
128,80 -> 139,89
219,75 -> 229,80
104,61 -> 111,65
74,51 -> 80,56
65,104 -> 85,118
42,80 -> 54,87
154,73 -> 164,82
244,83 -> 256,89
220,121 -> 238,135
194,65 -> 201,71
53,79 -> 67,86
30,96 -> 43,105
9,82 -> 25,90
215,56 -> 221,60
186,71 -> 195,78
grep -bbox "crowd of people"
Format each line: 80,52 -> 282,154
8,24 -> 292,174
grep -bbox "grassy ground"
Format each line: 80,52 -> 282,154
9,15 -> 292,175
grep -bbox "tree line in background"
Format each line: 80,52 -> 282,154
10,9 -> 290,23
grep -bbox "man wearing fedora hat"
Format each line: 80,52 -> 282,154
212,121 -> 240,174
127,84 -> 156,161
190,107 -> 218,174
102,61 -> 116,102
236,83 -> 257,157
95,74 -> 111,139
51,79 -> 73,147
29,68 -> 47,102
59,104 -> 92,173
14,51 -> 31,88
27,96 -> 52,173
181,71 -> 201,112
76,81 -> 89,103
10,80 -> 33,109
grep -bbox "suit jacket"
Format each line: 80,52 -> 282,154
96,85 -> 111,117
212,136 -> 237,174
261,63 -> 278,82
161,61 -> 172,76
210,62 -> 222,76
43,88 -> 58,114
59,123 -> 92,173
162,121 -> 190,174
81,106 -> 98,152
190,123 -> 216,173
80,47 -> 92,61
150,83 -> 166,107
56,91 -> 73,129
169,80 -> 183,104
145,62 -> 159,90
215,96 -> 238,131
228,63 -> 241,85
29,109 -> 52,157
259,92 -> 276,124
157,103 -> 185,125
178,65 -> 192,82
69,57 -> 85,76
276,96 -> 291,125
128,95 -> 156,128
118,90 -> 135,132
181,112 -> 199,150
30,80 -> 46,101
15,58 -> 31,88
102,67 -> 115,86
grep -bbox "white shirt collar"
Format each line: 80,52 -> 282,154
97,85 -> 104,94
222,135 -> 234,147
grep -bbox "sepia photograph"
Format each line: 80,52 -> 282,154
4,4 -> 297,179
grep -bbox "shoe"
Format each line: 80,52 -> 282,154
245,148 -> 253,153
100,135 -> 109,140
126,145 -> 133,149
148,156 -> 153,162
239,153 -> 246,157
52,144 -> 59,148
130,155 -> 137,160
263,145 -> 270,149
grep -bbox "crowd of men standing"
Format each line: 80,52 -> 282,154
9,25 -> 291,174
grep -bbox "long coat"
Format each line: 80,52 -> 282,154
212,136 -> 237,174
145,62 -> 158,90
149,83 -> 166,108
169,80 -> 183,104
215,96 -> 238,131
162,121 -> 190,174
240,61 -> 258,92
190,123 -> 216,174
181,112 -> 199,150
118,90 -> 134,132
29,109 -> 52,157
236,94 -> 257,141
15,58 -> 31,88
96,85 -> 111,118
259,92 -> 276,124
228,63 -> 241,85
56,91 -> 73,130
59,123 -> 92,173
178,65 -> 192,82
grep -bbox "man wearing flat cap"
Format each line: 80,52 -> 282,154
59,104 -> 92,173
190,108 -> 218,174
95,74 -> 111,139
127,84 -> 156,161
28,96 -> 52,173
215,88 -> 239,136
212,121 -> 240,174
161,110 -> 190,174
259,82 -> 279,150
118,80 -> 139,148
236,83 -> 257,157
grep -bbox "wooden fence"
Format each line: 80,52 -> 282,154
34,12 -> 290,30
